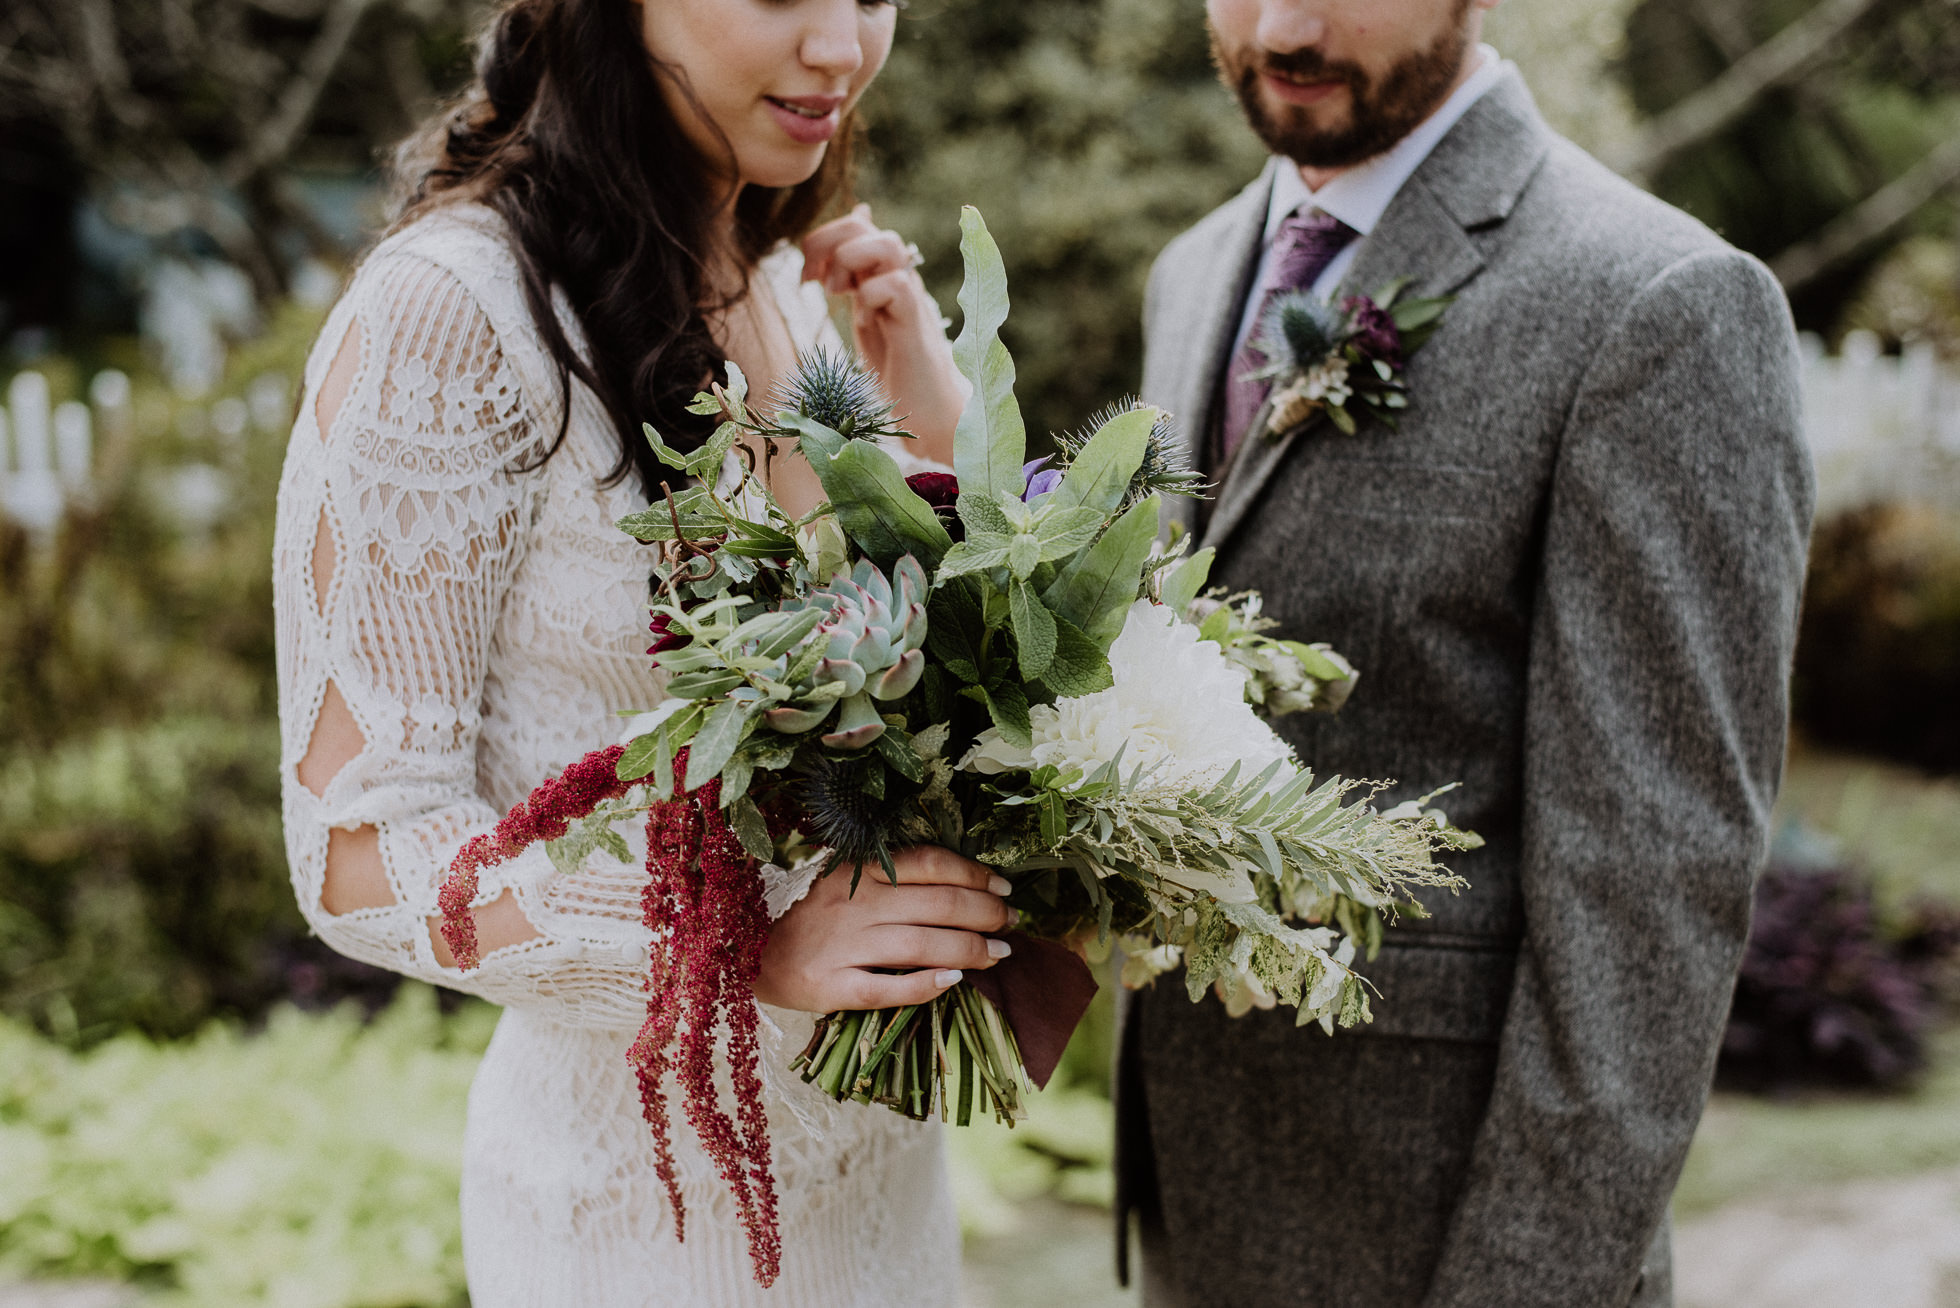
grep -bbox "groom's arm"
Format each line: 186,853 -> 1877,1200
1424,249 -> 1813,1306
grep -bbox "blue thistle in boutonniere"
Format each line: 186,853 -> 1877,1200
1246,280 -> 1453,439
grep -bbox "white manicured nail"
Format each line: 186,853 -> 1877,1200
934,969 -> 963,987
987,876 -> 1012,896
986,938 -> 1012,960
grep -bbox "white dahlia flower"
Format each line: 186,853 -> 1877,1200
962,600 -> 1295,790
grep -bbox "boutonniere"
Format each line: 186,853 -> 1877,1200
1246,280 -> 1453,440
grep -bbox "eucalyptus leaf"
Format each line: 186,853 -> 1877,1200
641,422 -> 692,471
1049,405 -> 1156,516
1032,505 -> 1107,560
823,441 -> 954,568
779,412 -> 846,475
663,669 -> 745,699
950,208 -> 1027,501
1157,547 -> 1214,613
684,699 -> 752,790
1041,494 -> 1160,646
729,795 -> 775,861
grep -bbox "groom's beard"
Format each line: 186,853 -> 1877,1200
1212,10 -> 1474,171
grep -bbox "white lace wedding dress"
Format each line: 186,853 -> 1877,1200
273,203 -> 960,1305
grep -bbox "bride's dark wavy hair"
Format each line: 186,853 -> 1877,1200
391,0 -> 857,496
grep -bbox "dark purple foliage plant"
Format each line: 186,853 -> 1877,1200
1720,863 -> 1960,1093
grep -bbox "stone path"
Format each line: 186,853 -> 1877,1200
1675,1167 -> 1960,1308
10,1171 -> 1960,1308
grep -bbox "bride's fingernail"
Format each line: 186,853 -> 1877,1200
934,969 -> 963,987
986,938 -> 1013,960
987,875 -> 1012,896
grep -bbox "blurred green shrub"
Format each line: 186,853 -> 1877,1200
861,0 -> 1266,442
0,985 -> 488,1306
0,303 -> 404,1044
1794,504 -> 1960,773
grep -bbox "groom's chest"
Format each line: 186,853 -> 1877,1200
1206,265 -> 1602,710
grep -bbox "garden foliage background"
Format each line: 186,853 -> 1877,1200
2,0 -> 1960,1302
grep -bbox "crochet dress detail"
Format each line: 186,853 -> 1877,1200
273,203 -> 958,1306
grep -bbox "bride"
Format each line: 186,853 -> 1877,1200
272,0 -> 1014,1301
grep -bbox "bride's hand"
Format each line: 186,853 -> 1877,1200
801,205 -> 966,458
753,845 -> 1013,1013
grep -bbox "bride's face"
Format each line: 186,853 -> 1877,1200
640,0 -> 898,191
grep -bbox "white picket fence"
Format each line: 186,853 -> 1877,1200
1802,331 -> 1960,517
0,367 -> 290,540
1,330 -> 1955,537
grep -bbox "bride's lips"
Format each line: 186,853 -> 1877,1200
765,93 -> 845,145
1262,71 -> 1348,106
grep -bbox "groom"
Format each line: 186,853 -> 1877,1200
1119,1 -> 1814,1305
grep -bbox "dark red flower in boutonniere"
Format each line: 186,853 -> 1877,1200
1343,295 -> 1404,366
905,471 -> 963,540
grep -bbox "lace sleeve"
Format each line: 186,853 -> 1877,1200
274,248 -> 650,1028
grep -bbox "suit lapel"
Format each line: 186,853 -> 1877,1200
1199,69 -> 1553,554
1161,161 -> 1277,538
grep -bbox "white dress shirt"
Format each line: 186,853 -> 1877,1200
1231,45 -> 1508,356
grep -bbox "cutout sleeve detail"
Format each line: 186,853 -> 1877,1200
273,238 -> 651,1028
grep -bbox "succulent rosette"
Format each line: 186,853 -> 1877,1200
435,207 -> 1477,1290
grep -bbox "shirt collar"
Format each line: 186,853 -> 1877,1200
1264,44 -> 1506,244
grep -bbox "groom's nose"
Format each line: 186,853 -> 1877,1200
1231,0 -> 1333,54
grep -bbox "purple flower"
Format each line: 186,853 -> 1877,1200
1343,295 -> 1403,365
1022,457 -> 1064,501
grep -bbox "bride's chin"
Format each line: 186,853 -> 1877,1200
739,146 -> 829,192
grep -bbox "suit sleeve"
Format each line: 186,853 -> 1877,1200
1424,250 -> 1814,1305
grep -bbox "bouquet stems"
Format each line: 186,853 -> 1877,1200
791,983 -> 1030,1124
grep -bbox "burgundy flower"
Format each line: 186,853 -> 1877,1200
647,612 -> 692,657
906,471 -> 963,541
905,471 -> 959,509
1343,295 -> 1404,365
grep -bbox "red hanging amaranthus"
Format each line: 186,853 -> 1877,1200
436,744 -> 633,968
630,751 -> 779,1284
435,744 -> 783,1287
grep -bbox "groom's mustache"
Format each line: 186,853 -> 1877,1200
1250,47 -> 1369,95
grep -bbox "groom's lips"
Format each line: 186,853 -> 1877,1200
1263,71 -> 1347,106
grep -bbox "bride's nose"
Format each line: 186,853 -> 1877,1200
800,1 -> 867,80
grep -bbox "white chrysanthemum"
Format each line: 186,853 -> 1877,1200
962,600 -> 1295,789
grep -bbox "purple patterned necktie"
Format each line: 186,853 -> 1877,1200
1219,209 -> 1358,463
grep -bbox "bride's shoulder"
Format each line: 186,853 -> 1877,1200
348,201 -> 526,315
330,201 -> 561,396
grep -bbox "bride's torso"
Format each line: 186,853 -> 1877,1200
301,203 -> 955,1305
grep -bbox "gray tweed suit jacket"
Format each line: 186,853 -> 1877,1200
1118,70 -> 1814,1307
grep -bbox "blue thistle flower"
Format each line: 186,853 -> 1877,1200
1256,291 -> 1346,373
771,347 -> 900,439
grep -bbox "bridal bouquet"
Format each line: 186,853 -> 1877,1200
436,209 -> 1472,1286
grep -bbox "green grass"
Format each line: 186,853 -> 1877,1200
1778,742 -> 1960,908
1677,1032 -> 1960,1216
